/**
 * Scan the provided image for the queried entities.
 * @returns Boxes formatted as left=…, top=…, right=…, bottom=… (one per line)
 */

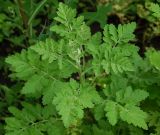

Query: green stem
left=28, top=0, right=48, bottom=26
left=29, top=0, right=33, bottom=38
left=16, top=0, right=28, bottom=29
left=79, top=46, right=85, bottom=84
left=79, top=65, right=83, bottom=84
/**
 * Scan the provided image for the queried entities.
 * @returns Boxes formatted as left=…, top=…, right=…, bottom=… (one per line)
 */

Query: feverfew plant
left=5, top=3, right=160, bottom=135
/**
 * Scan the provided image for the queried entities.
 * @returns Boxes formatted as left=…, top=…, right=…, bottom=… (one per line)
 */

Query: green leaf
left=42, top=80, right=67, bottom=105
left=94, top=104, right=105, bottom=121
left=54, top=2, right=76, bottom=26
left=53, top=81, right=82, bottom=127
left=109, top=24, right=118, bottom=43
left=83, top=4, right=112, bottom=28
left=116, top=86, right=149, bottom=105
left=104, top=100, right=118, bottom=126
left=53, top=81, right=101, bottom=127
left=46, top=121, right=65, bottom=135
left=104, top=85, right=148, bottom=129
left=5, top=117, right=23, bottom=131
left=148, top=111, right=160, bottom=135
left=119, top=105, right=148, bottom=129
left=5, top=104, right=59, bottom=135
left=86, top=32, right=102, bottom=55
left=5, top=49, right=40, bottom=80
left=103, top=22, right=136, bottom=46
left=21, top=75, right=48, bottom=94
left=147, top=3, right=160, bottom=18
left=117, top=22, right=136, bottom=44
left=31, top=39, right=66, bottom=69
left=42, top=105, right=57, bottom=119
left=21, top=102, right=42, bottom=119
left=76, top=23, right=91, bottom=43
left=78, top=84, right=102, bottom=108
left=50, top=25, right=69, bottom=37
left=149, top=50, right=160, bottom=70
left=102, top=45, right=134, bottom=74
left=31, top=39, right=59, bottom=63
left=103, top=25, right=115, bottom=46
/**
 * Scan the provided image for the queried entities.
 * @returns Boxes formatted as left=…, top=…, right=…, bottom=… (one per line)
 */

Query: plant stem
left=16, top=0, right=28, bottom=29
left=28, top=0, right=48, bottom=26
left=79, top=46, right=85, bottom=84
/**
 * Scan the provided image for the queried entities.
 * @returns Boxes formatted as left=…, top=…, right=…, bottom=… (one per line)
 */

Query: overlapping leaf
left=5, top=49, right=40, bottom=80
left=103, top=22, right=136, bottom=46
left=102, top=45, right=134, bottom=74
left=105, top=86, right=149, bottom=129
left=5, top=104, right=64, bottom=135
left=53, top=80, right=101, bottom=127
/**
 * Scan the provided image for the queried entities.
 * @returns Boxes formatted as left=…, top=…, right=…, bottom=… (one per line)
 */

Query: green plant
left=82, top=4, right=112, bottom=28
left=4, top=2, right=160, bottom=135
